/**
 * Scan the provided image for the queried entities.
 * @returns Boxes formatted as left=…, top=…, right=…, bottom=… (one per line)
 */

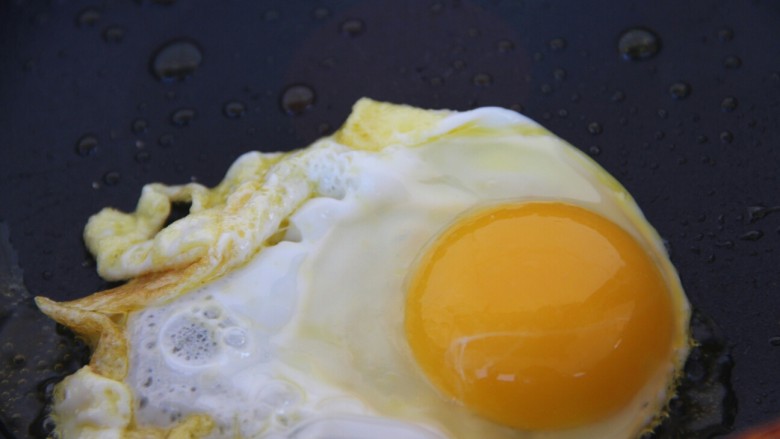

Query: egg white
left=120, top=107, right=688, bottom=439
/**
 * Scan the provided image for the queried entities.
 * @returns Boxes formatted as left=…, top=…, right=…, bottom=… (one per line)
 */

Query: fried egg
left=35, top=99, right=690, bottom=439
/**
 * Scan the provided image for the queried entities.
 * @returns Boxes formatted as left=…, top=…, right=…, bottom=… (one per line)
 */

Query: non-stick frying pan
left=1, top=0, right=779, bottom=437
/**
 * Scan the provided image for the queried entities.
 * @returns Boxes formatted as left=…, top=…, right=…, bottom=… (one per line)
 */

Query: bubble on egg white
left=223, top=327, right=247, bottom=348
left=160, top=315, right=220, bottom=366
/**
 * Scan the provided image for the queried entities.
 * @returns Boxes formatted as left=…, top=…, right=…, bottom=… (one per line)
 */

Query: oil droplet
left=746, top=205, right=780, bottom=223
left=76, top=8, right=100, bottom=28
left=770, top=337, right=780, bottom=347
left=171, top=108, right=197, bottom=126
left=102, top=26, right=125, bottom=43
left=611, top=90, right=626, bottom=102
left=75, top=135, right=98, bottom=156
left=720, top=131, right=733, bottom=143
left=717, top=28, right=734, bottom=42
left=452, top=60, right=466, bottom=71
left=587, top=122, right=603, bottom=135
left=540, top=83, right=552, bottom=94
left=150, top=39, right=203, bottom=82
left=723, top=56, right=741, bottom=69
left=135, top=150, right=151, bottom=163
left=223, top=101, right=247, bottom=119
left=263, top=10, right=279, bottom=22
left=428, top=76, right=444, bottom=86
left=697, top=135, right=709, bottom=144
left=669, top=82, right=691, bottom=100
left=553, top=68, right=566, bottom=81
left=740, top=230, right=763, bottom=241
left=548, top=38, right=566, bottom=52
left=720, top=96, right=738, bottom=112
left=103, top=171, right=120, bottom=186
left=158, top=133, right=175, bottom=147
left=472, top=73, right=493, bottom=87
left=12, top=354, right=26, bottom=367
left=132, top=118, right=148, bottom=134
left=497, top=39, right=515, bottom=53
left=340, top=19, right=365, bottom=37
left=280, top=84, right=315, bottom=115
left=617, top=27, right=661, bottom=61
left=588, top=146, right=601, bottom=156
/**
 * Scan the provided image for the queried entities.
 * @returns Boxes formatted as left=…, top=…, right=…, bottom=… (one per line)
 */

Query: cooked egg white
left=36, top=99, right=690, bottom=439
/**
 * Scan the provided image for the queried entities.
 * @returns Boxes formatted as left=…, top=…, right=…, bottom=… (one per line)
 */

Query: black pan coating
left=1, top=0, right=779, bottom=437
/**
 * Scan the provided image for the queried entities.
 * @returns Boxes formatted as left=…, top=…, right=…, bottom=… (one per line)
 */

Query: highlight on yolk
left=404, top=202, right=677, bottom=430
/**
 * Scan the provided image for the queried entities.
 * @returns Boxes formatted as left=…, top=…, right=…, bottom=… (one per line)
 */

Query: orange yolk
left=405, top=202, right=676, bottom=430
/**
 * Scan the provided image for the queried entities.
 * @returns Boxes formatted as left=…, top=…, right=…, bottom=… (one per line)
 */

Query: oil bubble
left=340, top=19, right=365, bottom=37
left=135, top=150, right=151, bottom=163
left=102, top=26, right=125, bottom=43
left=618, top=27, right=660, bottom=60
left=472, top=73, right=493, bottom=87
left=719, top=131, right=733, bottom=143
left=171, top=108, right=197, bottom=127
left=497, top=39, right=515, bottom=53
left=76, top=8, right=100, bottom=28
left=158, top=133, right=175, bottom=147
left=428, top=76, right=444, bottom=86
left=740, top=230, right=763, bottom=241
left=103, top=171, right=120, bottom=186
left=548, top=38, right=566, bottom=52
left=723, top=56, right=741, bottom=69
left=669, top=82, right=691, bottom=100
left=611, top=90, right=626, bottom=102
left=75, top=135, right=98, bottom=156
left=720, top=96, right=738, bottom=112
left=280, top=84, right=315, bottom=115
left=587, top=122, right=603, bottom=135
left=150, top=39, right=203, bottom=82
left=132, top=118, right=149, bottom=134
left=223, top=101, right=247, bottom=119
left=717, top=28, right=734, bottom=42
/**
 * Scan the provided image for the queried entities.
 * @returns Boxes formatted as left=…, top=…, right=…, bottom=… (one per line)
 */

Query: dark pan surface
left=1, top=0, right=779, bottom=437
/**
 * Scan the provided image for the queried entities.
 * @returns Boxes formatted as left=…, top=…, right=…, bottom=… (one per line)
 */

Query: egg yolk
left=405, top=202, right=676, bottom=430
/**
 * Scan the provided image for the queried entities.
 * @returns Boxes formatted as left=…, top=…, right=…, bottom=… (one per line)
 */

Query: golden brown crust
left=35, top=297, right=128, bottom=380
